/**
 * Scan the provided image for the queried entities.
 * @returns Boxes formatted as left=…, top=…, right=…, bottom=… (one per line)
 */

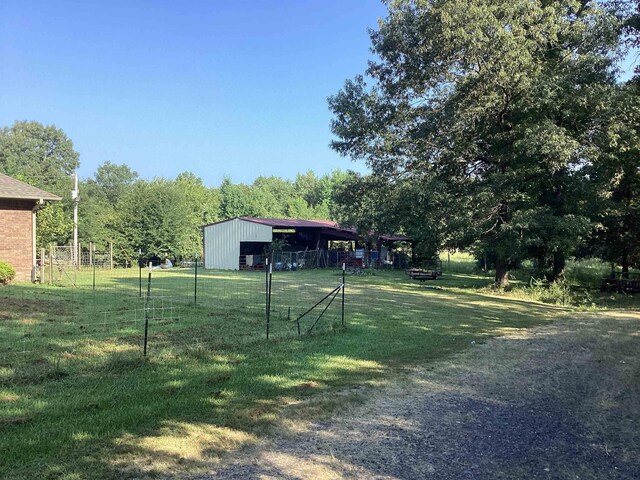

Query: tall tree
left=219, top=177, right=256, bottom=218
left=92, top=161, right=138, bottom=204
left=116, top=179, right=194, bottom=261
left=175, top=172, right=220, bottom=256
left=329, top=0, right=628, bottom=286
left=332, top=171, right=466, bottom=261
left=0, top=121, right=80, bottom=191
left=251, top=176, right=295, bottom=217
left=78, top=162, right=139, bottom=250
left=0, top=121, right=80, bottom=247
left=590, top=80, right=640, bottom=274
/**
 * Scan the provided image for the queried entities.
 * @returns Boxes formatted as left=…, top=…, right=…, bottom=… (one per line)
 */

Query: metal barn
left=202, top=217, right=411, bottom=270
left=202, top=217, right=273, bottom=270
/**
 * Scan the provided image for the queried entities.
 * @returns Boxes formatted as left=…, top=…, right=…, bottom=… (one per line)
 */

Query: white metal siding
left=203, top=218, right=272, bottom=269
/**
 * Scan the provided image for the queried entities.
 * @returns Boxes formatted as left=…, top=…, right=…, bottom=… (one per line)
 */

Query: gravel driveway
left=199, top=312, right=640, bottom=480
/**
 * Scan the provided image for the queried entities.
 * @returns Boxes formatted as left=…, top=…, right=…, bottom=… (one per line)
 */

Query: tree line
left=0, top=120, right=347, bottom=264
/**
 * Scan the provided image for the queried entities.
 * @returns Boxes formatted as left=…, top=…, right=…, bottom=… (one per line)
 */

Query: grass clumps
left=0, top=267, right=638, bottom=479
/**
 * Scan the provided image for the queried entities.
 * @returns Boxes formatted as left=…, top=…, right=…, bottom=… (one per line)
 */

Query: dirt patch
left=297, top=381, right=321, bottom=390
left=202, top=313, right=640, bottom=480
left=0, top=415, right=33, bottom=426
left=0, top=296, right=68, bottom=318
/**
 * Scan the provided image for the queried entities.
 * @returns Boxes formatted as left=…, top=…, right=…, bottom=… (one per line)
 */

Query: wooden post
left=48, top=245, right=53, bottom=284
left=109, top=242, right=113, bottom=270
left=89, top=242, right=93, bottom=267
left=40, top=247, right=45, bottom=283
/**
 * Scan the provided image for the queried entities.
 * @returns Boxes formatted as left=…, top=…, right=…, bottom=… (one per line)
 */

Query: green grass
left=439, top=250, right=478, bottom=274
left=1, top=266, right=638, bottom=479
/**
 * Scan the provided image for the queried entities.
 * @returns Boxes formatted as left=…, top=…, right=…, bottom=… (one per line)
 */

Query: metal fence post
left=138, top=249, right=142, bottom=297
left=143, top=262, right=152, bottom=356
left=266, top=262, right=273, bottom=340
left=265, top=258, right=269, bottom=319
left=342, top=262, right=346, bottom=327
left=194, top=254, right=198, bottom=304
left=92, top=244, right=96, bottom=291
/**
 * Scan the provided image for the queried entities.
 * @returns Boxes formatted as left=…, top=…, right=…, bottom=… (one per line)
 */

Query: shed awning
left=201, top=217, right=412, bottom=244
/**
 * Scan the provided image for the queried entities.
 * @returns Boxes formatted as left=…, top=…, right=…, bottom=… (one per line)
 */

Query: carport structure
left=202, top=217, right=408, bottom=270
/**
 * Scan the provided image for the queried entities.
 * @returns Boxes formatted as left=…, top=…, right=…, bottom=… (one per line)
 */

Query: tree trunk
left=534, top=253, right=546, bottom=278
left=551, top=252, right=565, bottom=282
left=495, top=259, right=510, bottom=288
left=622, top=246, right=629, bottom=279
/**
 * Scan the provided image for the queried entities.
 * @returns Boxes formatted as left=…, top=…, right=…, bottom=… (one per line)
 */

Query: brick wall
left=0, top=199, right=35, bottom=282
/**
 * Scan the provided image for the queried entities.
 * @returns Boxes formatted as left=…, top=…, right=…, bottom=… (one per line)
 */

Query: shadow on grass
left=1, top=269, right=635, bottom=478
left=208, top=314, right=640, bottom=480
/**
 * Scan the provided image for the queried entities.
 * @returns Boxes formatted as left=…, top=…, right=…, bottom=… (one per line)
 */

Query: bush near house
left=0, top=260, right=16, bottom=285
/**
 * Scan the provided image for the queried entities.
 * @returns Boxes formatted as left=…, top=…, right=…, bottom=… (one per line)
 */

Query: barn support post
left=411, top=242, right=417, bottom=267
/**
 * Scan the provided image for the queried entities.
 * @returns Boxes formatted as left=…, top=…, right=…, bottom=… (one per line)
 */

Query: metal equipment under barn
left=202, top=217, right=411, bottom=270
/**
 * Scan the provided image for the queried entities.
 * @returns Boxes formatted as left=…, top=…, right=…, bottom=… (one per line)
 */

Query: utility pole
left=72, top=172, right=79, bottom=267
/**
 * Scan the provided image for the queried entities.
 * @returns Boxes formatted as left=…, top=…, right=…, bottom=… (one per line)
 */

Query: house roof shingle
left=0, top=173, right=62, bottom=201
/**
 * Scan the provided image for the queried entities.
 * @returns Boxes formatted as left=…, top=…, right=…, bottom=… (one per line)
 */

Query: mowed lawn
left=0, top=266, right=613, bottom=479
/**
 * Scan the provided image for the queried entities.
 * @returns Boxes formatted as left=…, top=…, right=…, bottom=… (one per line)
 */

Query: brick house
left=0, top=173, right=61, bottom=282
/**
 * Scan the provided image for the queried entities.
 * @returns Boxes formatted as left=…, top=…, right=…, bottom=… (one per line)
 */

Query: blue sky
left=0, top=1, right=637, bottom=187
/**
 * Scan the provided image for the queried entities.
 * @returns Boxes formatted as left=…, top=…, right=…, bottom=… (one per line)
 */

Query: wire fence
left=0, top=256, right=347, bottom=374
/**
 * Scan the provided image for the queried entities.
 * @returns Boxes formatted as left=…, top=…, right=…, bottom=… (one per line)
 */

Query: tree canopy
left=0, top=121, right=81, bottom=247
left=0, top=120, right=349, bottom=263
left=329, top=0, right=637, bottom=285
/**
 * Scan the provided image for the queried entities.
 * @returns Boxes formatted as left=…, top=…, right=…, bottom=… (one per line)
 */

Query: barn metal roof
left=242, top=217, right=340, bottom=228
left=202, top=217, right=412, bottom=243
left=0, top=173, right=61, bottom=201
left=202, top=217, right=339, bottom=229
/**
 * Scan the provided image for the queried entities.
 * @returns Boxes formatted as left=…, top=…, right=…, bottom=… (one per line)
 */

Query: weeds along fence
left=0, top=259, right=347, bottom=373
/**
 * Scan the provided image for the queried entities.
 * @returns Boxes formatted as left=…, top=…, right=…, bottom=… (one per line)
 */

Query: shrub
left=0, top=260, right=16, bottom=285
left=507, top=277, right=596, bottom=309
left=564, top=258, right=609, bottom=288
